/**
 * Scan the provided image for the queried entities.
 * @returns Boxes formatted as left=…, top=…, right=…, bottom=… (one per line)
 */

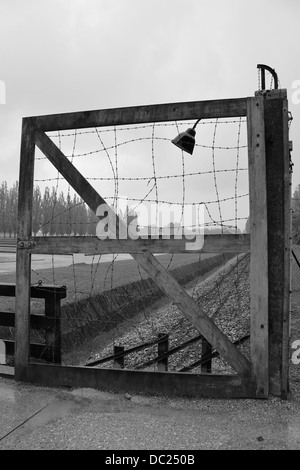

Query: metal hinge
left=17, top=240, right=36, bottom=249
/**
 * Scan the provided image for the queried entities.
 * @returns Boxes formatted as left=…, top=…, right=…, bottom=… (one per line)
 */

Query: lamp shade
left=171, top=127, right=196, bottom=155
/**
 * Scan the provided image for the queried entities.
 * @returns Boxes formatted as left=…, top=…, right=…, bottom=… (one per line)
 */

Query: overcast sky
left=0, top=0, right=299, bottom=231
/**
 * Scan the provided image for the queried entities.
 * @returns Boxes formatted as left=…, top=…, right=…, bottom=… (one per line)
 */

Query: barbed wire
left=69, top=130, right=78, bottom=301
left=32, top=116, right=250, bottom=371
left=235, top=118, right=242, bottom=233
left=107, top=193, right=249, bottom=206
left=36, top=139, right=247, bottom=160
left=212, top=118, right=223, bottom=234
left=34, top=167, right=248, bottom=183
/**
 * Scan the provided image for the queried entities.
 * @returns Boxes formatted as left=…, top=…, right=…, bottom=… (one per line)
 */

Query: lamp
left=171, top=118, right=201, bottom=155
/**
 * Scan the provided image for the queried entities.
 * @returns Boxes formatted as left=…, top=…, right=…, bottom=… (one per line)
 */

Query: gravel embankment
left=87, top=254, right=251, bottom=374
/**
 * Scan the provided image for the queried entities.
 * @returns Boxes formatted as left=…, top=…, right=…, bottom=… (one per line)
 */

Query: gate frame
left=15, top=89, right=291, bottom=398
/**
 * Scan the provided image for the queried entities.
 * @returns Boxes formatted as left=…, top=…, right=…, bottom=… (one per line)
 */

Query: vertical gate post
left=15, top=118, right=35, bottom=381
left=262, top=89, right=291, bottom=398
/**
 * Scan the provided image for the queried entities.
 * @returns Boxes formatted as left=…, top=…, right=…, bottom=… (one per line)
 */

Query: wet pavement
left=0, top=376, right=300, bottom=450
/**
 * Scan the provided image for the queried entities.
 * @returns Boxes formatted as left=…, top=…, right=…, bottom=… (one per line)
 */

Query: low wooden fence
left=0, top=283, right=66, bottom=364
left=86, top=333, right=250, bottom=373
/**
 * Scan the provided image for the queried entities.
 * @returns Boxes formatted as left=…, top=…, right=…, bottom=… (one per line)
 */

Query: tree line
left=0, top=181, right=98, bottom=237
left=0, top=180, right=264, bottom=239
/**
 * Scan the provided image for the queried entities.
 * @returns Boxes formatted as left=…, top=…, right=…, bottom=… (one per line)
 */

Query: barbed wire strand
left=32, top=117, right=250, bottom=373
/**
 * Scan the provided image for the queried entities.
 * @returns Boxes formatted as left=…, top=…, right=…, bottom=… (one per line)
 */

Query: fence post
left=113, top=346, right=124, bottom=368
left=44, top=291, right=62, bottom=363
left=157, top=333, right=169, bottom=371
left=15, top=118, right=35, bottom=381
left=201, top=339, right=212, bottom=373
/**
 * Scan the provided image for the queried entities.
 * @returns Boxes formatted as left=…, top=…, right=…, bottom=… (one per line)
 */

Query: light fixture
left=171, top=118, right=201, bottom=155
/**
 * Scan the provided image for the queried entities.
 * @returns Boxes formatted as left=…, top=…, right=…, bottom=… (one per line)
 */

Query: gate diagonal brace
left=34, top=130, right=251, bottom=378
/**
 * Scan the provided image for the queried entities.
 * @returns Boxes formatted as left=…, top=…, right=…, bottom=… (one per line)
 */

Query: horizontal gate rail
left=0, top=283, right=66, bottom=299
left=20, top=234, right=251, bottom=255
left=25, top=362, right=257, bottom=398
left=31, top=98, right=248, bottom=132
left=0, top=312, right=57, bottom=330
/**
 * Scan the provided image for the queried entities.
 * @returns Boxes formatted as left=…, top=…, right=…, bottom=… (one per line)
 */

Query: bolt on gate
left=15, top=87, right=291, bottom=398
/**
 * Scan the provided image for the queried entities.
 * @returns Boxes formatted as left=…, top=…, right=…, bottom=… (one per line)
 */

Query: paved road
left=0, top=376, right=300, bottom=450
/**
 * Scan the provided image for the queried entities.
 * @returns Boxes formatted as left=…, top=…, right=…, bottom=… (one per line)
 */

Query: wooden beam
left=247, top=96, right=269, bottom=397
left=282, top=99, right=292, bottom=400
left=0, top=312, right=15, bottom=327
left=0, top=283, right=66, bottom=299
left=0, top=312, right=58, bottom=329
left=34, top=131, right=251, bottom=377
left=264, top=91, right=291, bottom=398
left=15, top=118, right=35, bottom=381
left=34, top=131, right=107, bottom=214
left=23, top=234, right=251, bottom=255
left=31, top=98, right=248, bottom=132
left=26, top=363, right=258, bottom=398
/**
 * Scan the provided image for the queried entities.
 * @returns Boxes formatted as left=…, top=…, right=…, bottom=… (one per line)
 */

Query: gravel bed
left=88, top=254, right=251, bottom=375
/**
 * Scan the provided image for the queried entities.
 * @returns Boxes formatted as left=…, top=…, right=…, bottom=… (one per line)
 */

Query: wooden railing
left=85, top=333, right=250, bottom=373
left=0, top=283, right=66, bottom=363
